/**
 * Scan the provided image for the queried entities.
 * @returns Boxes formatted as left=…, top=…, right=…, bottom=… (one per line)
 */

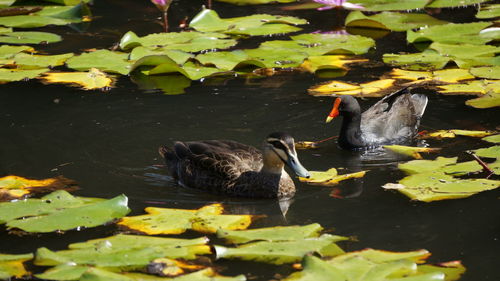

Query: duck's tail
left=158, top=145, right=179, bottom=178
left=410, top=93, right=428, bottom=119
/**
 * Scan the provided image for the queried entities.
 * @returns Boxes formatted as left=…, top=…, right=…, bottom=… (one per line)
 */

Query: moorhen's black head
left=325, top=96, right=361, bottom=123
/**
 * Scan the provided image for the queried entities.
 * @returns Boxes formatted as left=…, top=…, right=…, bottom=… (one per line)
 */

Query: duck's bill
left=287, top=154, right=310, bottom=178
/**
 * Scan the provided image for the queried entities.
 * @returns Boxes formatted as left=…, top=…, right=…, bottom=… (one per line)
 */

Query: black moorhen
left=325, top=87, right=428, bottom=150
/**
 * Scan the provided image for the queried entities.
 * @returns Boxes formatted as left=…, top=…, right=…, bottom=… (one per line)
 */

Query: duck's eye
left=270, top=141, right=288, bottom=152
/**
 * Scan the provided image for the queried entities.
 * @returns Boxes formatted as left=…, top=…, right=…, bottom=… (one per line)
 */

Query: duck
left=325, top=87, right=428, bottom=150
left=158, top=132, right=310, bottom=199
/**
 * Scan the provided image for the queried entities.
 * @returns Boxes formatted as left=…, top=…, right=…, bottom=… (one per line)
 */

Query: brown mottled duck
left=159, top=132, right=310, bottom=199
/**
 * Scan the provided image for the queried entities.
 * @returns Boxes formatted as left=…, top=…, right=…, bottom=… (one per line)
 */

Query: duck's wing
left=361, top=87, right=427, bottom=143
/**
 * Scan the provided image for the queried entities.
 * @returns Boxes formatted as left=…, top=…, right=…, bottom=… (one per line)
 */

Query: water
left=1, top=0, right=499, bottom=280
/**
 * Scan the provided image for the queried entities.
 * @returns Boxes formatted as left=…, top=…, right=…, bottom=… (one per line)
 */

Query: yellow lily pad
left=437, top=80, right=500, bottom=95
left=299, top=169, right=366, bottom=185
left=41, top=68, right=114, bottom=90
left=418, top=129, right=497, bottom=139
left=308, top=79, right=395, bottom=97
left=295, top=141, right=319, bottom=149
left=118, top=203, right=253, bottom=235
left=148, top=258, right=206, bottom=277
left=0, top=175, right=77, bottom=201
left=0, top=253, right=33, bottom=280
left=465, top=92, right=500, bottom=109
left=383, top=145, right=441, bottom=159
left=300, top=55, right=367, bottom=73
left=391, top=68, right=475, bottom=84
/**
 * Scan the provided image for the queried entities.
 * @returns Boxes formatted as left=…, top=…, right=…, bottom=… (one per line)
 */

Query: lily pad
left=398, top=156, right=477, bottom=175
left=345, top=11, right=447, bottom=31
left=215, top=234, right=345, bottom=265
left=0, top=68, right=48, bottom=83
left=384, top=145, right=441, bottom=159
left=407, top=22, right=493, bottom=44
left=471, top=145, right=500, bottom=159
left=190, top=9, right=306, bottom=36
left=41, top=68, right=114, bottom=90
left=243, top=46, right=308, bottom=68
left=427, top=0, right=489, bottom=8
left=476, top=4, right=500, bottom=19
left=300, top=55, right=367, bottom=73
left=195, top=50, right=266, bottom=71
left=0, top=44, right=33, bottom=59
left=299, top=168, right=366, bottom=185
left=66, top=49, right=132, bottom=75
left=308, top=79, right=396, bottom=97
left=4, top=191, right=129, bottom=233
left=13, top=52, right=73, bottom=69
left=438, top=80, right=500, bottom=95
left=215, top=0, right=296, bottom=4
left=216, top=223, right=326, bottom=243
left=465, top=92, right=500, bottom=109
left=283, top=249, right=465, bottom=281
left=383, top=171, right=499, bottom=202
left=118, top=203, right=253, bottom=235
left=482, top=134, right=500, bottom=144
left=129, top=46, right=193, bottom=65
left=0, top=15, right=77, bottom=28
left=355, top=0, right=428, bottom=11
left=0, top=175, right=77, bottom=201
left=383, top=50, right=450, bottom=70
left=418, top=129, right=497, bottom=139
left=470, top=66, right=500, bottom=79
left=0, top=253, right=33, bottom=280
left=119, top=31, right=237, bottom=52
left=291, top=33, right=375, bottom=55
left=390, top=68, right=475, bottom=83
left=0, top=31, right=61, bottom=44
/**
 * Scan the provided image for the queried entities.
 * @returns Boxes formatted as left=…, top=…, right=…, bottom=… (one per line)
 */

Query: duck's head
left=263, top=132, right=310, bottom=178
left=325, top=96, right=360, bottom=123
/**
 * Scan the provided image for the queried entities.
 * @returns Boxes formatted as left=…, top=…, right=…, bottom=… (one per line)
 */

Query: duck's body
left=326, top=87, right=428, bottom=150
left=159, top=132, right=309, bottom=199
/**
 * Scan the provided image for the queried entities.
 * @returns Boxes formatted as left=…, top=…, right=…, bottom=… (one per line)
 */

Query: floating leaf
left=470, top=66, right=500, bottom=79
left=291, top=33, right=375, bottom=55
left=383, top=171, right=499, bottom=202
left=437, top=80, right=500, bottom=95
left=0, top=31, right=61, bottom=44
left=215, top=0, right=295, bottom=4
left=13, top=52, right=73, bottom=69
left=283, top=249, right=465, bottom=281
left=41, top=68, right=114, bottom=90
left=465, top=92, right=500, bottom=109
left=300, top=55, right=367, bottom=73
left=243, top=46, right=308, bottom=68
left=384, top=145, right=441, bottom=159
left=0, top=45, right=33, bottom=59
left=308, top=79, right=396, bottom=97
left=129, top=46, right=193, bottom=65
left=148, top=258, right=205, bottom=277
left=0, top=15, right=77, bottom=28
left=482, top=134, right=500, bottom=144
left=427, top=0, right=489, bottom=8
left=35, top=264, right=90, bottom=281
left=195, top=50, right=265, bottom=71
left=66, top=50, right=132, bottom=75
left=119, top=203, right=253, bottom=235
left=345, top=11, right=447, bottom=31
left=0, top=253, right=33, bottom=280
left=383, top=50, right=450, bottom=70
left=0, top=67, right=48, bottom=83
left=216, top=223, right=326, bottom=244
left=471, top=145, right=500, bottom=159
left=355, top=0, right=428, bottom=11
left=390, top=68, right=475, bottom=83
left=476, top=4, right=500, bottom=19
left=0, top=175, right=77, bottom=202
left=190, top=9, right=306, bottom=36
left=119, top=31, right=237, bottom=52
left=398, top=157, right=460, bottom=174
left=407, top=22, right=493, bottom=44
left=215, top=234, right=345, bottom=265
left=418, top=129, right=497, bottom=139
left=302, top=170, right=367, bottom=185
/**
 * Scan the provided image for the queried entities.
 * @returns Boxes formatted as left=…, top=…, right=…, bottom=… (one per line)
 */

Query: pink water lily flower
left=313, top=0, right=364, bottom=10
left=151, top=0, right=172, bottom=11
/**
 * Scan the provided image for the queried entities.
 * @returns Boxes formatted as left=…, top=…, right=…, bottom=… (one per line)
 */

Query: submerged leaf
left=384, top=145, right=441, bottom=159
left=345, top=11, right=447, bottom=31
left=215, top=234, right=345, bottom=264
left=0, top=175, right=76, bottom=201
left=216, top=223, right=326, bottom=243
left=41, top=68, right=114, bottom=90
left=0, top=253, right=33, bottom=280
left=118, top=203, right=253, bottom=235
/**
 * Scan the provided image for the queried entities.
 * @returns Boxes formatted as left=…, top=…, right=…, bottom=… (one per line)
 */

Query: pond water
left=1, top=0, right=499, bottom=280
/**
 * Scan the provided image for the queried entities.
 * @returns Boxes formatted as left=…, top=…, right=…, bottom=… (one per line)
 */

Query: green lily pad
left=195, top=50, right=266, bottom=71
left=2, top=190, right=129, bottom=233
left=215, top=234, right=345, bottom=265
left=0, top=0, right=16, bottom=8
left=465, top=92, right=500, bottom=109
left=384, top=145, right=441, bottom=159
left=284, top=249, right=465, bottom=281
left=398, top=157, right=482, bottom=176
left=407, top=22, right=493, bottom=44
left=0, top=15, right=76, bottom=28
left=483, top=134, right=500, bottom=144
left=66, top=49, right=132, bottom=75
left=383, top=50, right=450, bottom=70
left=119, top=203, right=253, bottom=235
left=0, top=68, right=48, bottom=83
left=470, top=66, right=500, bottom=79
left=427, top=0, right=489, bottom=8
left=119, top=31, right=237, bottom=52
left=0, top=44, right=33, bottom=59
left=13, top=52, right=73, bottom=69
left=385, top=171, right=499, bottom=202
left=291, top=33, right=375, bottom=55
left=438, top=80, right=500, bottom=95
left=134, top=56, right=226, bottom=80
left=0, top=31, right=61, bottom=44
left=190, top=9, right=306, bottom=36
left=216, top=223, right=326, bottom=243
left=129, top=46, right=193, bottom=65
left=300, top=55, right=365, bottom=73
left=35, top=264, right=90, bottom=281
left=0, top=253, right=33, bottom=280
left=244, top=46, right=308, bottom=68
left=476, top=4, right=500, bottom=19
left=345, top=11, right=447, bottom=31
left=355, top=0, right=428, bottom=11
left=215, top=0, right=296, bottom=4
left=471, top=145, right=500, bottom=159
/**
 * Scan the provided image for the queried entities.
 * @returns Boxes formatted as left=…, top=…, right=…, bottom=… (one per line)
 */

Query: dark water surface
left=1, top=0, right=499, bottom=280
